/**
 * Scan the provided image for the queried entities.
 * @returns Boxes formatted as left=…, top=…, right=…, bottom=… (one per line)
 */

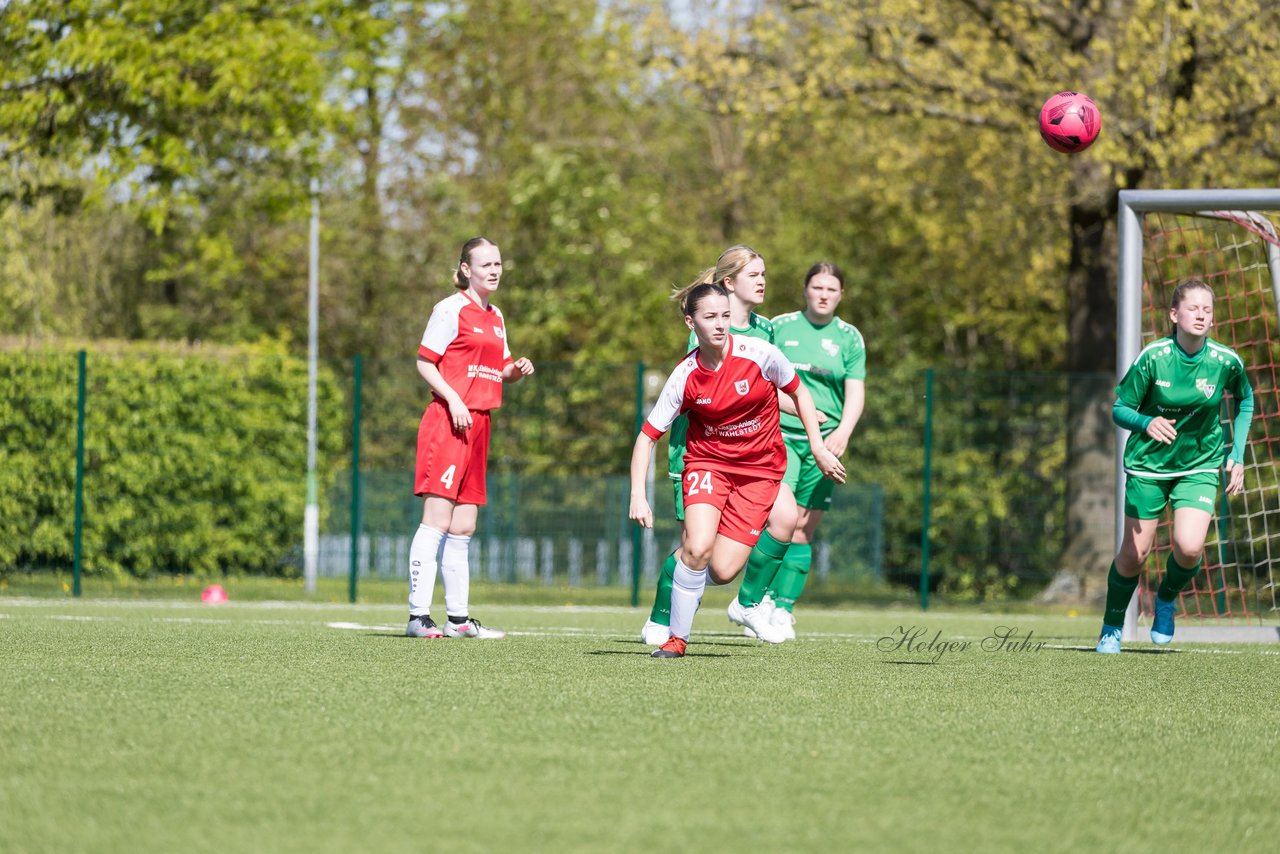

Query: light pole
left=304, top=177, right=320, bottom=594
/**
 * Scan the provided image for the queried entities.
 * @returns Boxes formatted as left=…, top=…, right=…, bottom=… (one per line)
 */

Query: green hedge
left=0, top=341, right=344, bottom=578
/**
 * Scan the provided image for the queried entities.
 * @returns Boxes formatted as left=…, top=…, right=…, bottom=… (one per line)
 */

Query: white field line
left=36, top=613, right=320, bottom=627
left=3, top=596, right=1279, bottom=626
left=0, top=598, right=680, bottom=614
left=5, top=609, right=1279, bottom=654
left=0, top=597, right=311, bottom=610
left=2, top=611, right=881, bottom=643
left=321, top=622, right=1280, bottom=653
left=154, top=617, right=302, bottom=625
left=0, top=598, right=1110, bottom=621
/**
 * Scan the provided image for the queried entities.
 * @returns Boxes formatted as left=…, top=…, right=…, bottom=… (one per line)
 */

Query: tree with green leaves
left=665, top=0, right=1280, bottom=599
left=0, top=0, right=390, bottom=339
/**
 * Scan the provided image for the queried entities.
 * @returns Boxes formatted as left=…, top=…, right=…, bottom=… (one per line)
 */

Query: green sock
left=768, top=542, right=812, bottom=612
left=1102, top=562, right=1140, bottom=627
left=737, top=529, right=790, bottom=607
left=1157, top=551, right=1202, bottom=603
left=647, top=551, right=677, bottom=626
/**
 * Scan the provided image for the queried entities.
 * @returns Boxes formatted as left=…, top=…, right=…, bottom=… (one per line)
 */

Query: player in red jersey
left=406, top=237, right=535, bottom=640
left=629, top=282, right=845, bottom=658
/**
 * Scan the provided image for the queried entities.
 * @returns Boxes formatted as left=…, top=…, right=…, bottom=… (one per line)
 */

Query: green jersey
left=1116, top=336, right=1251, bottom=477
left=667, top=313, right=775, bottom=477
left=772, top=311, right=866, bottom=440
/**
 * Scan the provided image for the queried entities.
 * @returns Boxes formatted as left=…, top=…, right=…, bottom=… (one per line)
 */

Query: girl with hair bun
left=405, top=237, right=535, bottom=641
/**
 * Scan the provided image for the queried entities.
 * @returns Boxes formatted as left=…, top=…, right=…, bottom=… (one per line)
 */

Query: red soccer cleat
left=650, top=636, right=687, bottom=658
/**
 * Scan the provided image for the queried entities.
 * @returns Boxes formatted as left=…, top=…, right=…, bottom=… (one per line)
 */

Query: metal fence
left=5, top=346, right=1130, bottom=604
left=320, top=472, right=885, bottom=591
left=318, top=357, right=1109, bottom=603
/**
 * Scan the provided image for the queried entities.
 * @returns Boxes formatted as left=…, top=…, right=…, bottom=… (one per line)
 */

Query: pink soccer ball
left=201, top=584, right=228, bottom=605
left=1038, top=91, right=1101, bottom=153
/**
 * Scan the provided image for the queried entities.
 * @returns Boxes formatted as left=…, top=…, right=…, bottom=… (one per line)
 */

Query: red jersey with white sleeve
left=641, top=335, right=800, bottom=478
left=417, top=290, right=514, bottom=412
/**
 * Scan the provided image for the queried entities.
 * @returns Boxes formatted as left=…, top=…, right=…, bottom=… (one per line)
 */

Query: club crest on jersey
left=735, top=379, right=750, bottom=396
left=1196, top=378, right=1216, bottom=398
left=493, top=326, right=505, bottom=338
left=821, top=338, right=839, bottom=357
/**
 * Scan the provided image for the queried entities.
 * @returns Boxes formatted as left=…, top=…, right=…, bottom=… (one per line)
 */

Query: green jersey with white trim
left=667, top=313, right=775, bottom=477
left=772, top=311, right=866, bottom=440
left=1116, top=336, right=1251, bottom=476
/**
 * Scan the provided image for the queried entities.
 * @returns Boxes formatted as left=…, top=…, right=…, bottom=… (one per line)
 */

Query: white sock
left=441, top=533, right=472, bottom=619
left=407, top=525, right=445, bottom=615
left=670, top=557, right=707, bottom=641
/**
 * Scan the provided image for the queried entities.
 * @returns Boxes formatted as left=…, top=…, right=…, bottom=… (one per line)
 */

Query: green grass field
left=3, top=592, right=1277, bottom=853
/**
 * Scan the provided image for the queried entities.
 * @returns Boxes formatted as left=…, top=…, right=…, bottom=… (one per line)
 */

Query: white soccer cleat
left=406, top=614, right=445, bottom=639
left=641, top=619, right=671, bottom=646
left=444, top=618, right=506, bottom=639
left=740, top=594, right=777, bottom=638
left=727, top=597, right=786, bottom=644
left=770, top=605, right=797, bottom=641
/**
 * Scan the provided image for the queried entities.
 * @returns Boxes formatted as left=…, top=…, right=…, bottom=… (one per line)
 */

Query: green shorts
left=670, top=474, right=685, bottom=522
left=782, top=435, right=837, bottom=511
left=1123, top=471, right=1220, bottom=519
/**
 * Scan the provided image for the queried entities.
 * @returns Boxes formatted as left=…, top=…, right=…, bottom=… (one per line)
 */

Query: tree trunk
left=1039, top=168, right=1119, bottom=604
left=1045, top=373, right=1116, bottom=603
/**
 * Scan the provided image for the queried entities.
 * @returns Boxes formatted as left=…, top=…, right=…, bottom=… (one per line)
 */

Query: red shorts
left=415, top=400, right=491, bottom=504
left=681, top=468, right=781, bottom=547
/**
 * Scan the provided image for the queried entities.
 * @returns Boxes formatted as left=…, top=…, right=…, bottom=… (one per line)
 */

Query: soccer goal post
left=1117, top=189, right=1280, bottom=643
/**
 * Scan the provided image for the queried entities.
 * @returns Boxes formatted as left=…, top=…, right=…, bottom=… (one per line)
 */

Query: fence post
left=630, top=361, right=644, bottom=606
left=919, top=368, right=935, bottom=611
left=73, top=349, right=87, bottom=598
left=348, top=354, right=363, bottom=604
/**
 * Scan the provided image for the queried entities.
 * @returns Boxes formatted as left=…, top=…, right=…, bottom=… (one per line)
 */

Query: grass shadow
left=587, top=649, right=733, bottom=658
left=1055, top=644, right=1179, bottom=655
left=610, top=638, right=759, bottom=650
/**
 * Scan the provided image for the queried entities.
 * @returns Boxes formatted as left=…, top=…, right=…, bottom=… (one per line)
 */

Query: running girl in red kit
left=629, top=281, right=844, bottom=658
left=406, top=237, right=535, bottom=640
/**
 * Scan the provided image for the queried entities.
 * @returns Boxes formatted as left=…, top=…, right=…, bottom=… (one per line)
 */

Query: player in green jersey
left=640, top=245, right=812, bottom=646
left=1096, top=279, right=1254, bottom=653
left=734, top=261, right=865, bottom=640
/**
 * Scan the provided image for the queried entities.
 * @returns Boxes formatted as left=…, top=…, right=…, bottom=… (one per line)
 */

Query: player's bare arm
left=629, top=433, right=657, bottom=528
left=824, top=377, right=865, bottom=458
left=503, top=357, right=535, bottom=383
left=1145, top=416, right=1177, bottom=445
left=417, top=358, right=472, bottom=431
left=1225, top=459, right=1246, bottom=495
left=788, top=384, right=845, bottom=484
